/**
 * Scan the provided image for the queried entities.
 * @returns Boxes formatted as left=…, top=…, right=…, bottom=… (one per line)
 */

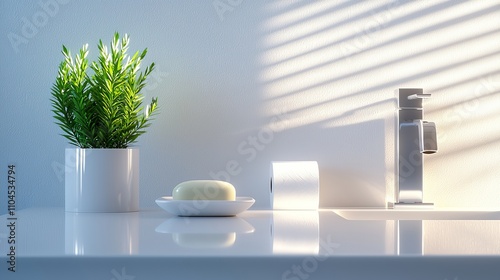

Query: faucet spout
left=415, top=120, right=438, bottom=154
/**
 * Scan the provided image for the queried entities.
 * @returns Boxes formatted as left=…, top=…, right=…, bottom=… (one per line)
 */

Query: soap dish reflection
left=156, top=216, right=255, bottom=248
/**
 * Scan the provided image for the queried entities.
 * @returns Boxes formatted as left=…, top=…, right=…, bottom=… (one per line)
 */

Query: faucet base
left=388, top=202, right=434, bottom=209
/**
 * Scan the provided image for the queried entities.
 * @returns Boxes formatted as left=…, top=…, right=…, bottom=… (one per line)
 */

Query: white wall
left=1, top=0, right=499, bottom=214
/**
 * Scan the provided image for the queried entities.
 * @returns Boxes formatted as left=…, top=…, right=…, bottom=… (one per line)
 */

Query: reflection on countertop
left=156, top=216, right=254, bottom=248
left=1, top=208, right=500, bottom=257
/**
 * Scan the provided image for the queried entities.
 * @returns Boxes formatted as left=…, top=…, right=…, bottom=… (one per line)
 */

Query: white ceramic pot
left=65, top=148, right=139, bottom=212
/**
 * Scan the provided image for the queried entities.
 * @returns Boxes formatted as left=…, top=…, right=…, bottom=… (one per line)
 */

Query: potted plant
left=51, top=33, right=158, bottom=212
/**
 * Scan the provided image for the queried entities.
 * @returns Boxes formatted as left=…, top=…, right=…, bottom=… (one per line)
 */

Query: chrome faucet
left=390, top=88, right=437, bottom=208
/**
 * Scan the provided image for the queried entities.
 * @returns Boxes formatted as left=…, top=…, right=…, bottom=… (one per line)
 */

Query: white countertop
left=1, top=208, right=500, bottom=279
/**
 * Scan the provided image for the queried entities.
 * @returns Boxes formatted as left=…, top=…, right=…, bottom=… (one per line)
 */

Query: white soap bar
left=172, top=180, right=236, bottom=201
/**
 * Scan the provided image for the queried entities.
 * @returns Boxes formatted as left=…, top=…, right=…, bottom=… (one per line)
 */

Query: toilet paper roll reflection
left=272, top=211, right=319, bottom=254
left=270, top=161, right=319, bottom=209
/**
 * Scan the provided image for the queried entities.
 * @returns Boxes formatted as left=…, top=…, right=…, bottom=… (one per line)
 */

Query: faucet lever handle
left=408, top=94, right=431, bottom=100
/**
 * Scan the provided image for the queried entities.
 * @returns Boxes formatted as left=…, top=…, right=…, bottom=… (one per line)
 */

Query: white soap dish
left=155, top=196, right=255, bottom=217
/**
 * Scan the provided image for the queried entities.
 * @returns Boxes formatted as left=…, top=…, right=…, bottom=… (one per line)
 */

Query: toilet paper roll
left=272, top=211, right=319, bottom=254
left=270, top=161, right=319, bottom=210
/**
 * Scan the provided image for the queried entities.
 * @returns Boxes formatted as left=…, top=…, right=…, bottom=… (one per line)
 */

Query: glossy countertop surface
left=1, top=208, right=500, bottom=280
left=1, top=208, right=500, bottom=257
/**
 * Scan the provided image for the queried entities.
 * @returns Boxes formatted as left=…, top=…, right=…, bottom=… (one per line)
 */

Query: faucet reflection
left=397, top=220, right=423, bottom=255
